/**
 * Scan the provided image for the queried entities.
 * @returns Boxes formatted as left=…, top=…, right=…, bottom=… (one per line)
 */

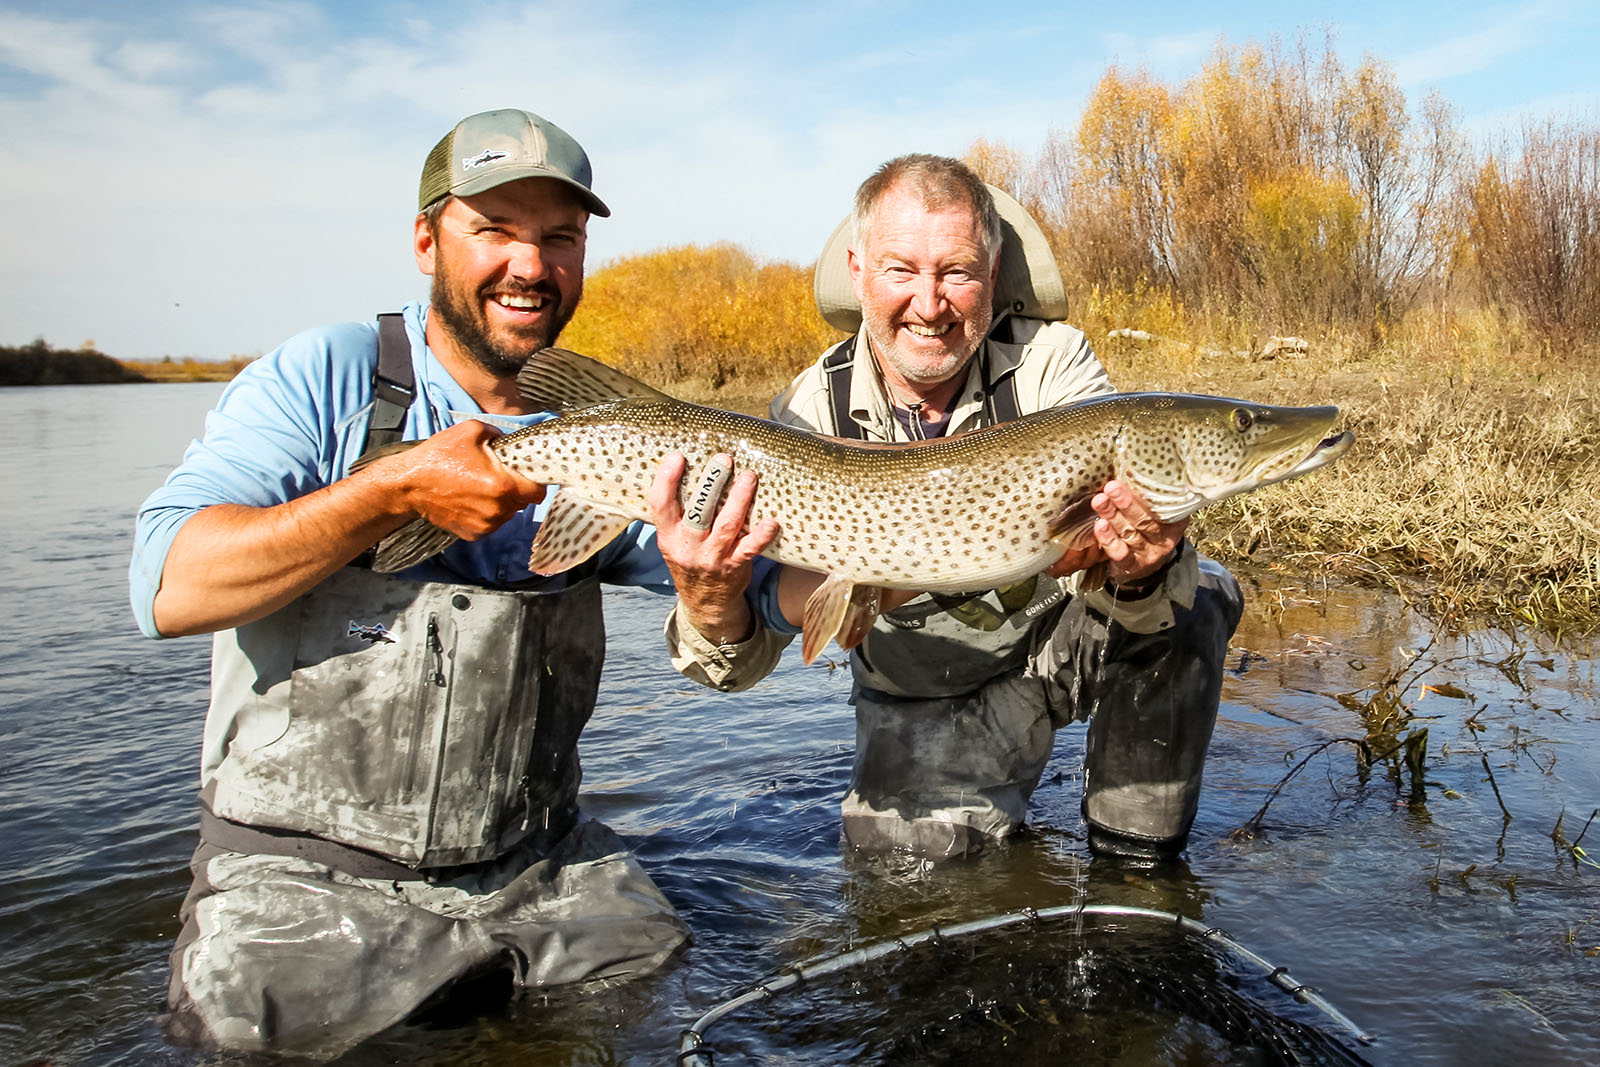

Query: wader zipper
left=426, top=616, right=446, bottom=687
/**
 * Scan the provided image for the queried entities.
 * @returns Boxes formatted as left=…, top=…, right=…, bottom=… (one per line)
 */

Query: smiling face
left=415, top=177, right=588, bottom=380
left=848, top=181, right=998, bottom=396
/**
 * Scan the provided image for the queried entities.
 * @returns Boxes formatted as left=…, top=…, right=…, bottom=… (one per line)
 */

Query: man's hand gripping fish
left=364, top=347, right=1353, bottom=663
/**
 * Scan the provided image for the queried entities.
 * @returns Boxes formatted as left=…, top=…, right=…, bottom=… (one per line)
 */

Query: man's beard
left=431, top=266, right=578, bottom=379
left=863, top=302, right=990, bottom=387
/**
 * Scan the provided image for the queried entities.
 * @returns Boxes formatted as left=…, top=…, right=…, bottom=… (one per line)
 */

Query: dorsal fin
left=517, top=347, right=671, bottom=413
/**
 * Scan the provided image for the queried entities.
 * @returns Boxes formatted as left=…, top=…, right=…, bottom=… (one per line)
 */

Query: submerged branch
left=1229, top=737, right=1373, bottom=841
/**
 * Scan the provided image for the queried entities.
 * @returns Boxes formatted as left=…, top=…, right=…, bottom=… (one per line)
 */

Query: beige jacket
left=664, top=316, right=1200, bottom=691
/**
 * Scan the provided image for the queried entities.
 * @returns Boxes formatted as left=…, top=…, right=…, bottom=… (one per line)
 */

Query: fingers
left=656, top=453, right=779, bottom=638
left=647, top=452, right=690, bottom=524
left=681, top=455, right=733, bottom=531
left=1046, top=543, right=1103, bottom=578
left=704, top=467, right=779, bottom=563
left=650, top=453, right=777, bottom=560
left=389, top=421, right=545, bottom=537
left=710, top=463, right=770, bottom=553
left=1092, top=480, right=1187, bottom=579
left=1094, top=480, right=1160, bottom=546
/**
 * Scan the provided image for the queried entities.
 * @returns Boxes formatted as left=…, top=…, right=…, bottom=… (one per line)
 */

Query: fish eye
left=1231, top=408, right=1254, bottom=433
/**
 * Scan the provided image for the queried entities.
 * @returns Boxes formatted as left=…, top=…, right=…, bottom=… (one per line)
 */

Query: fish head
left=1117, top=395, right=1353, bottom=521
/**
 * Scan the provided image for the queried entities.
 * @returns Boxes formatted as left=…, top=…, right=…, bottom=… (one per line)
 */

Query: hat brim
left=812, top=184, right=1067, bottom=333
left=451, top=165, right=611, bottom=218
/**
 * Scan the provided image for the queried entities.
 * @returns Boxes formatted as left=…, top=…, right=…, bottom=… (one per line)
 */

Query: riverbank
left=0, top=342, right=249, bottom=384
left=0, top=341, right=147, bottom=385
left=118, top=356, right=254, bottom=382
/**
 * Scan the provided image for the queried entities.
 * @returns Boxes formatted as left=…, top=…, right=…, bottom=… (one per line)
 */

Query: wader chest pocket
left=254, top=570, right=547, bottom=865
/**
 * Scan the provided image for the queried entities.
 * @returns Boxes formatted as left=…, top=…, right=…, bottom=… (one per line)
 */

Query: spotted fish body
left=371, top=348, right=1353, bottom=662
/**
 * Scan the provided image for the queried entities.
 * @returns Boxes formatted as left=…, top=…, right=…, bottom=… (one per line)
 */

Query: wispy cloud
left=1392, top=2, right=1556, bottom=86
left=1100, top=29, right=1221, bottom=71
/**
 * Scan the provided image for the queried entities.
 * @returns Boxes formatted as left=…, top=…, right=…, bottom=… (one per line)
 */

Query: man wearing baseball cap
left=130, top=108, right=783, bottom=1056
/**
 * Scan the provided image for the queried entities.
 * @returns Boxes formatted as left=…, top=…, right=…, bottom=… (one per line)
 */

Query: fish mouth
left=1235, top=428, right=1354, bottom=493
left=1285, top=430, right=1355, bottom=478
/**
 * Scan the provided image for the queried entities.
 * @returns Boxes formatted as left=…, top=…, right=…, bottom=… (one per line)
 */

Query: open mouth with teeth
left=493, top=292, right=549, bottom=313
left=904, top=322, right=952, bottom=338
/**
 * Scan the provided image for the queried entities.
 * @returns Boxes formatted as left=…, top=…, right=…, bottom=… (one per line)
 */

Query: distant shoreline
left=0, top=342, right=248, bottom=385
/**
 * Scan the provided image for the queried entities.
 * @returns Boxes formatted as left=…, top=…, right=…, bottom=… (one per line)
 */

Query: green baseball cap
left=417, top=108, right=610, bottom=217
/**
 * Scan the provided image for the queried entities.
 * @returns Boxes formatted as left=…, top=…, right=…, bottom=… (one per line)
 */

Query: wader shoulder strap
left=821, top=335, right=861, bottom=439
left=821, top=323, right=1021, bottom=436
left=365, top=312, right=416, bottom=452
left=980, top=316, right=1021, bottom=425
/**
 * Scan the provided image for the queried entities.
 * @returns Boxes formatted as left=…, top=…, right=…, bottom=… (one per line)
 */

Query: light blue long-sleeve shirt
left=129, top=302, right=676, bottom=639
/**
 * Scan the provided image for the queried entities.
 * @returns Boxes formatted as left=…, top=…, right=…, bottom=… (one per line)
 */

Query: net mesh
left=691, top=917, right=1371, bottom=1066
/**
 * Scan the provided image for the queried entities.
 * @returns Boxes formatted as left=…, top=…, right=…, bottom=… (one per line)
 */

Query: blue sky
left=2, top=0, right=1595, bottom=360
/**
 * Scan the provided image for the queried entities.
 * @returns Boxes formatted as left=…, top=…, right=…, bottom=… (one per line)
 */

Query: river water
left=1, top=383, right=1596, bottom=1066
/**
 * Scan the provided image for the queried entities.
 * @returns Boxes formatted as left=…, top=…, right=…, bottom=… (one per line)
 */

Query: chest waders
left=164, top=313, right=689, bottom=1058
left=199, top=313, right=601, bottom=871
left=820, top=325, right=1242, bottom=860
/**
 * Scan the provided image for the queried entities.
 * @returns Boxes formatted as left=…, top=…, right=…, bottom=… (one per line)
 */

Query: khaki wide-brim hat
left=812, top=184, right=1068, bottom=333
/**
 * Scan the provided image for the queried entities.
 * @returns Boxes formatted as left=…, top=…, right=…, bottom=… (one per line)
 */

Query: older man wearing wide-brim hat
left=668, top=154, right=1244, bottom=860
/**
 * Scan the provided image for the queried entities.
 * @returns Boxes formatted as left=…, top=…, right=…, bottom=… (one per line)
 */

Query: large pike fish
left=369, top=347, right=1353, bottom=663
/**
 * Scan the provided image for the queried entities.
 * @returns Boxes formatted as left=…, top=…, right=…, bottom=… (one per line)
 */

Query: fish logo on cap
left=462, top=149, right=509, bottom=169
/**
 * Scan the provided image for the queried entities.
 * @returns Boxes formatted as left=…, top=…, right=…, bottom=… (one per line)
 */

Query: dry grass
left=121, top=356, right=254, bottom=382
left=1099, top=310, right=1600, bottom=638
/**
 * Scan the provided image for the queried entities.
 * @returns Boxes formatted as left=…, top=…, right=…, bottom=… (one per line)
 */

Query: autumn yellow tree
left=1463, top=120, right=1600, bottom=344
left=561, top=244, right=836, bottom=393
left=966, top=35, right=1464, bottom=343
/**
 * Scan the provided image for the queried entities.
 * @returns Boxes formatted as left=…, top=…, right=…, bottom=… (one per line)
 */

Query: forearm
left=674, top=575, right=756, bottom=645
left=150, top=420, right=543, bottom=636
left=151, top=476, right=410, bottom=637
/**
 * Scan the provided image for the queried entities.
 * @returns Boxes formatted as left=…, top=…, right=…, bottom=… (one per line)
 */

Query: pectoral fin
left=1078, top=560, right=1110, bottom=592
left=1048, top=496, right=1109, bottom=591
left=1046, top=495, right=1099, bottom=550
left=800, top=574, right=883, bottom=665
left=372, top=518, right=459, bottom=573
left=527, top=491, right=635, bottom=575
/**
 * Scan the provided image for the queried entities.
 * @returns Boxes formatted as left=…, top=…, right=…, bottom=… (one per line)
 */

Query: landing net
left=678, top=904, right=1374, bottom=1066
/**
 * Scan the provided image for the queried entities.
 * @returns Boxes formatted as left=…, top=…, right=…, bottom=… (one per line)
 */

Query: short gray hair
left=850, top=154, right=1003, bottom=263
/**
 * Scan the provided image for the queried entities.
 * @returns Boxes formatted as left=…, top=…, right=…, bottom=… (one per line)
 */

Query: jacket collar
left=844, top=314, right=1023, bottom=438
